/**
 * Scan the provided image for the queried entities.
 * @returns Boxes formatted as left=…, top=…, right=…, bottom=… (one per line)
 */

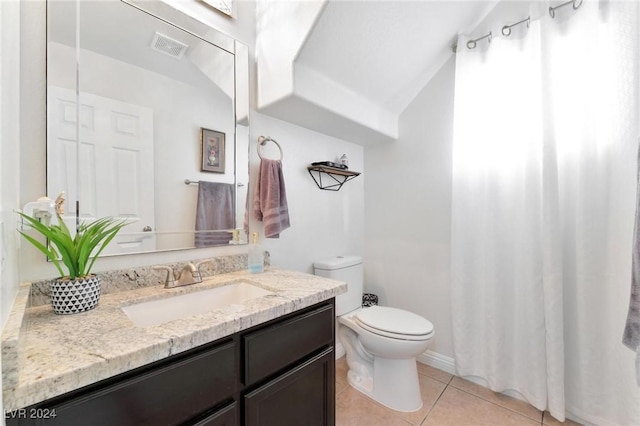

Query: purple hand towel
left=623, top=144, right=640, bottom=385
left=252, top=159, right=290, bottom=238
left=194, top=181, right=234, bottom=247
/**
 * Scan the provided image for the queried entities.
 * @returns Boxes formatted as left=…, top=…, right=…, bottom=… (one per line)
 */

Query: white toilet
left=313, top=255, right=434, bottom=413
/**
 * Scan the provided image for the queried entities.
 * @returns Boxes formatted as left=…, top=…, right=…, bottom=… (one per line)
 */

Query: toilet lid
left=355, top=306, right=434, bottom=337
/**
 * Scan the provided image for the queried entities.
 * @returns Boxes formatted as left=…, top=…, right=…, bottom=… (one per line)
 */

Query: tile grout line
left=337, top=369, right=449, bottom=426
left=417, top=375, right=451, bottom=426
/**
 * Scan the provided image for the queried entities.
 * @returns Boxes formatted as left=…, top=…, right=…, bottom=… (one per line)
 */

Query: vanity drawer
left=35, top=340, right=237, bottom=426
left=243, top=302, right=334, bottom=386
left=190, top=401, right=238, bottom=426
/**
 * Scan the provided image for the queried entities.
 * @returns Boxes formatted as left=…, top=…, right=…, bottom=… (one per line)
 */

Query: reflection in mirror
left=46, top=0, right=249, bottom=256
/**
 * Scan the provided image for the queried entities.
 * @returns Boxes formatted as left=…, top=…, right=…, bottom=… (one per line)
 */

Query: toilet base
left=335, top=318, right=346, bottom=359
left=346, top=356, right=423, bottom=413
left=335, top=341, right=346, bottom=359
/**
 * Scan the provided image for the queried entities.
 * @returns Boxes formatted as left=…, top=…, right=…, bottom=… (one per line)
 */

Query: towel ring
left=257, top=136, right=283, bottom=160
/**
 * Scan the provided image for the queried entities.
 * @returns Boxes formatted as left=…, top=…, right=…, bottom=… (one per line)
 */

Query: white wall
left=254, top=0, right=326, bottom=109
left=249, top=111, right=365, bottom=273
left=0, top=0, right=22, bottom=329
left=1, top=1, right=23, bottom=422
left=364, top=56, right=455, bottom=358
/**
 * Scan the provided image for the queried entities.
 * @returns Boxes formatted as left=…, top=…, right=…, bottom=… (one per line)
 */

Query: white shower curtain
left=451, top=1, right=640, bottom=424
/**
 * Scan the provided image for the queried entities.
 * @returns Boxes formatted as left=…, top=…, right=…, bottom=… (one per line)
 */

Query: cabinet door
left=30, top=340, right=237, bottom=426
left=190, top=401, right=237, bottom=426
left=244, top=348, right=335, bottom=426
left=243, top=302, right=334, bottom=386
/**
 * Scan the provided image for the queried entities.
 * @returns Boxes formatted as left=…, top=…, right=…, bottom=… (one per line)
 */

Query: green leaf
left=86, top=219, right=128, bottom=273
left=17, top=212, right=129, bottom=279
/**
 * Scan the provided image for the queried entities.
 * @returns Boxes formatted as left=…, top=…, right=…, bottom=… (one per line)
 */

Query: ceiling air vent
left=150, top=32, right=188, bottom=59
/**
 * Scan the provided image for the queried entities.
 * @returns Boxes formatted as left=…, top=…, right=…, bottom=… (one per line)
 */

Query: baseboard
left=416, top=349, right=456, bottom=375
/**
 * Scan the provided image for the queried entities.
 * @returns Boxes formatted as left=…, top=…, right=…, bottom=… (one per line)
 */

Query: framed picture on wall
left=201, top=128, right=226, bottom=173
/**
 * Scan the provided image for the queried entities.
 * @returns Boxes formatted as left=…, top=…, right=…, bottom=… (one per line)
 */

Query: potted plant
left=18, top=213, right=128, bottom=314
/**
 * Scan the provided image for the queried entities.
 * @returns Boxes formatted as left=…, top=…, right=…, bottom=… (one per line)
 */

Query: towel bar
left=184, top=179, right=244, bottom=187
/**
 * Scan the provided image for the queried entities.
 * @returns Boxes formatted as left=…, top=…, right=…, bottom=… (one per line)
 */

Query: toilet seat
left=354, top=306, right=434, bottom=341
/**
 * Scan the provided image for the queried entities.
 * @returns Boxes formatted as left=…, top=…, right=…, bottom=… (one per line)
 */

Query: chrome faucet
left=153, top=263, right=203, bottom=289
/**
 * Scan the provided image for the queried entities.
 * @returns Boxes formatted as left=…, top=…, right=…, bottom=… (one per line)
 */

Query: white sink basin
left=122, top=281, right=274, bottom=327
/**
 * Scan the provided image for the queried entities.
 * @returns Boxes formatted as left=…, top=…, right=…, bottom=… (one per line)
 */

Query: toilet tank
left=313, top=255, right=363, bottom=316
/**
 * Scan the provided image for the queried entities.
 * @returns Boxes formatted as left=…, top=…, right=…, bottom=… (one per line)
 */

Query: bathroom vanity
left=2, top=267, right=345, bottom=426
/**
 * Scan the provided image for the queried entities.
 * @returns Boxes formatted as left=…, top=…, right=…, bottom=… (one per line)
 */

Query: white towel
left=252, top=159, right=290, bottom=238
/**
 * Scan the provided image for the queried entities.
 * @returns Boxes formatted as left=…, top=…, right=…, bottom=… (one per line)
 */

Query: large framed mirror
left=46, top=0, right=249, bottom=256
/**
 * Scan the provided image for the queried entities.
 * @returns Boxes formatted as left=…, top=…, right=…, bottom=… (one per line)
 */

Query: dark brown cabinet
left=191, top=402, right=238, bottom=426
left=7, top=299, right=335, bottom=426
left=243, top=302, right=334, bottom=386
left=244, top=348, right=334, bottom=426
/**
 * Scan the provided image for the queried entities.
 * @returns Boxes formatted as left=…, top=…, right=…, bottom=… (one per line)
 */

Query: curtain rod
left=549, top=0, right=583, bottom=18
left=501, top=16, right=530, bottom=37
left=451, top=0, right=583, bottom=53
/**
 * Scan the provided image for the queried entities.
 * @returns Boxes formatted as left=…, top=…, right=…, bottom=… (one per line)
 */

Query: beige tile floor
left=335, top=358, right=582, bottom=426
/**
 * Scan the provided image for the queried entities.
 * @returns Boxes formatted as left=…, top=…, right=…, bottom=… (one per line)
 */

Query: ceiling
left=295, top=0, right=498, bottom=116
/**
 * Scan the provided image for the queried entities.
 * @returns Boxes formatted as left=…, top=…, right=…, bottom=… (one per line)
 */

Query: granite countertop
left=2, top=268, right=346, bottom=411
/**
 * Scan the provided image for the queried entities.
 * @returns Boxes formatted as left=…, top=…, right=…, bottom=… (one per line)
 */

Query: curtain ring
left=549, top=0, right=582, bottom=18
left=466, top=32, right=492, bottom=50
left=502, top=16, right=530, bottom=37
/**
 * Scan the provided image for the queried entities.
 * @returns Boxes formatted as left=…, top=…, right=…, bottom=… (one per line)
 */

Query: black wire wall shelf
left=307, top=165, right=361, bottom=191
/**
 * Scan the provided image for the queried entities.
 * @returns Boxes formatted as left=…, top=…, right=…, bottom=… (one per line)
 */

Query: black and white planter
left=50, top=275, right=102, bottom=315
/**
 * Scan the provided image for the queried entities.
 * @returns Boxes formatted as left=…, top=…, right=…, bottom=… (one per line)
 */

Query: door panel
left=47, top=86, right=156, bottom=253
